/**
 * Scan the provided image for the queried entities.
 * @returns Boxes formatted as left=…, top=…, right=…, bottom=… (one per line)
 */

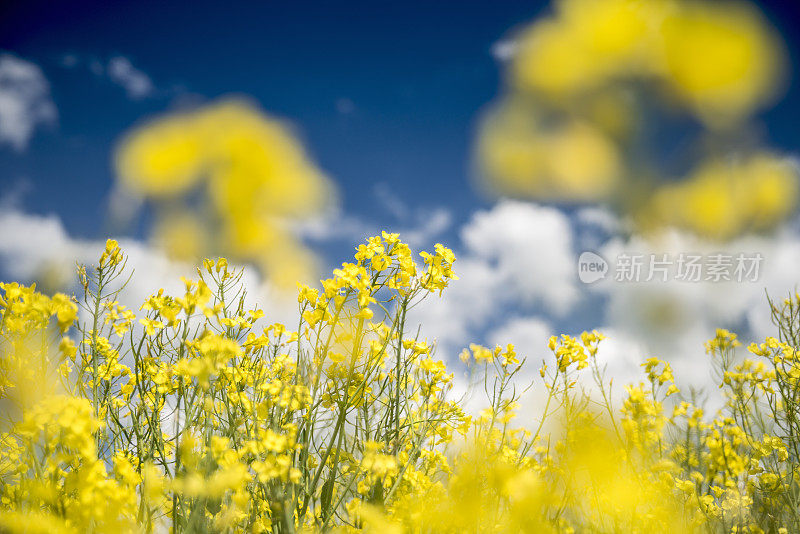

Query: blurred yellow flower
left=115, top=98, right=334, bottom=285
left=153, top=211, right=205, bottom=261
left=661, top=1, right=785, bottom=126
left=512, top=0, right=668, bottom=97
left=478, top=100, right=620, bottom=202
left=116, top=113, right=205, bottom=197
left=480, top=0, right=791, bottom=239
left=647, top=153, right=798, bottom=239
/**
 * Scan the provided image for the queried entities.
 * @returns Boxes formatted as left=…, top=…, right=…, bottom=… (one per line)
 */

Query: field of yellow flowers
left=2, top=0, right=799, bottom=532
left=2, top=234, right=800, bottom=533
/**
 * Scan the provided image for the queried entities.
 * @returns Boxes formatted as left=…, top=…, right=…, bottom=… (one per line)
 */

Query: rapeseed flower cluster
left=2, top=236, right=800, bottom=532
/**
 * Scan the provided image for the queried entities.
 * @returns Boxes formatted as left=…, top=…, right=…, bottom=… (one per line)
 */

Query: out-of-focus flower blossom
left=646, top=153, right=798, bottom=239
left=661, top=2, right=785, bottom=127
left=479, top=0, right=791, bottom=240
left=511, top=0, right=669, bottom=97
left=115, top=98, right=335, bottom=286
left=116, top=112, right=206, bottom=197
left=477, top=99, right=621, bottom=202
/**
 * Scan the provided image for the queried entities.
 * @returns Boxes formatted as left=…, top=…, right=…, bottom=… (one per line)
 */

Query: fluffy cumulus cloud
left=410, top=200, right=577, bottom=358
left=461, top=201, right=578, bottom=314
left=0, top=209, right=95, bottom=282
left=587, top=223, right=800, bottom=391
left=0, top=54, right=57, bottom=151
left=402, top=199, right=800, bottom=401
left=488, top=315, right=553, bottom=382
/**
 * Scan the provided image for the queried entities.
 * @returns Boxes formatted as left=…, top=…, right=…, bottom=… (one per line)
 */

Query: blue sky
left=2, top=0, right=800, bottom=392
left=2, top=0, right=798, bottom=241
left=0, top=0, right=553, bottom=241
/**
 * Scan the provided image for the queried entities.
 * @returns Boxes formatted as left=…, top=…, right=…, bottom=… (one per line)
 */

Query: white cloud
left=0, top=54, right=57, bottom=151
left=411, top=257, right=501, bottom=351
left=588, top=223, right=800, bottom=393
left=106, top=56, right=154, bottom=100
left=409, top=200, right=578, bottom=359
left=461, top=200, right=578, bottom=314
left=742, top=227, right=800, bottom=341
left=0, top=209, right=94, bottom=281
left=488, top=315, right=553, bottom=364
left=404, top=201, right=800, bottom=403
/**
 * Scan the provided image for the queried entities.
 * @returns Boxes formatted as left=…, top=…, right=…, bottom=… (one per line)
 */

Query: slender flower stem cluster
left=1, top=235, right=800, bottom=533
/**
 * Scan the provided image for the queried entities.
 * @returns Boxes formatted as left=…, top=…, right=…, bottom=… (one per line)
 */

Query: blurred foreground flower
left=478, top=0, right=794, bottom=239
left=115, top=98, right=335, bottom=286
left=0, top=282, right=76, bottom=418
